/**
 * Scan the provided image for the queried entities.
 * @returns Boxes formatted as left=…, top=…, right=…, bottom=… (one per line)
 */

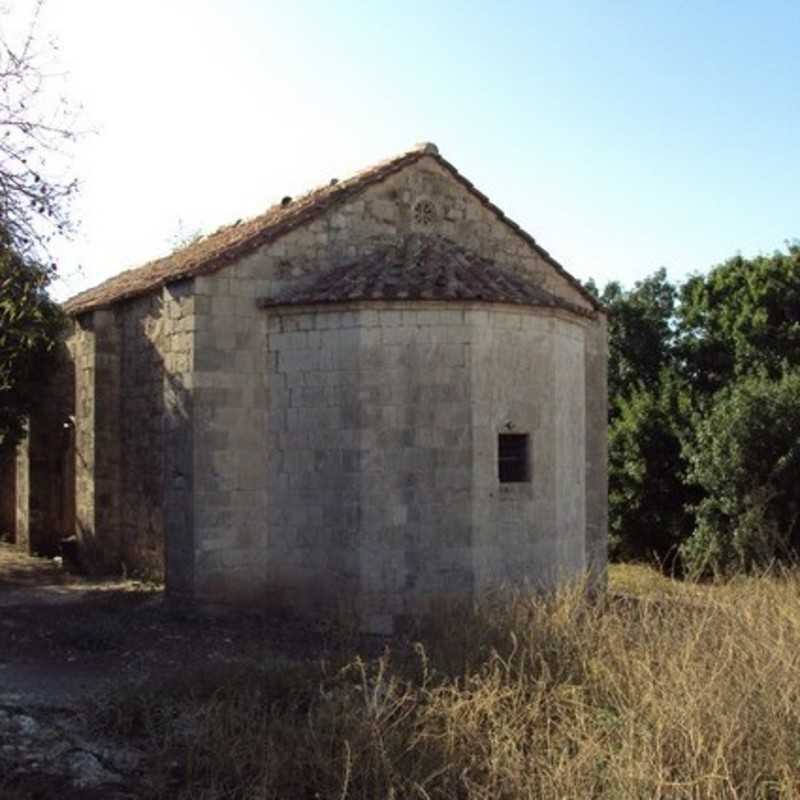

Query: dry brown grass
left=91, top=566, right=800, bottom=799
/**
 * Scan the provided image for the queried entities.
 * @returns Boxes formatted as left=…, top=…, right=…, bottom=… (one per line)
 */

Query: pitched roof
left=63, top=142, right=602, bottom=316
left=257, top=234, right=594, bottom=318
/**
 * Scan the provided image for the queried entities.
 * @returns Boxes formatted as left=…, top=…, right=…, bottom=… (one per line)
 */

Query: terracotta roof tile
left=63, top=142, right=602, bottom=316
left=257, top=235, right=595, bottom=318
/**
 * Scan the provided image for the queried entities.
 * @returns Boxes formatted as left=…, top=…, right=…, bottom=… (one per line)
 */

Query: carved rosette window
left=413, top=199, right=436, bottom=226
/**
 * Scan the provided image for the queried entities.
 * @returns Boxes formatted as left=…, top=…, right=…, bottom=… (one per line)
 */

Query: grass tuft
left=90, top=566, right=800, bottom=799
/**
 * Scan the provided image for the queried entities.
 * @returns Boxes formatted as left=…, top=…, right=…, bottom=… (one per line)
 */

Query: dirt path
left=0, top=546, right=164, bottom=796
left=0, top=544, right=164, bottom=704
left=0, top=544, right=119, bottom=608
left=0, top=545, right=343, bottom=797
left=0, top=545, right=68, bottom=590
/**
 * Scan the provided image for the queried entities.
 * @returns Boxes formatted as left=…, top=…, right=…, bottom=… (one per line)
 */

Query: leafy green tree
left=590, top=269, right=689, bottom=565
left=600, top=268, right=677, bottom=416
left=0, top=235, right=64, bottom=449
left=593, top=245, right=800, bottom=574
left=608, top=370, right=697, bottom=565
left=677, top=244, right=800, bottom=396
left=680, top=370, right=800, bottom=576
left=0, top=2, right=76, bottom=451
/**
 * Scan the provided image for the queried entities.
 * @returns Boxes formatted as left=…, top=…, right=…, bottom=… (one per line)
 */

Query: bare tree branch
left=0, top=0, right=79, bottom=262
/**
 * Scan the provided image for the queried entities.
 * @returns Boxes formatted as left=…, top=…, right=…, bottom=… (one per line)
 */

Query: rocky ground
left=0, top=544, right=343, bottom=799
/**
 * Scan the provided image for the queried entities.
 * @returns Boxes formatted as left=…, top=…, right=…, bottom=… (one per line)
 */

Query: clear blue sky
left=28, top=0, right=800, bottom=300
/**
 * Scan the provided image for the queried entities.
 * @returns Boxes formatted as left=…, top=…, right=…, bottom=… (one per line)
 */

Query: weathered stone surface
left=65, top=286, right=193, bottom=578
left=0, top=451, right=15, bottom=540
left=10, top=149, right=608, bottom=630
left=13, top=434, right=29, bottom=550
left=8, top=345, right=75, bottom=557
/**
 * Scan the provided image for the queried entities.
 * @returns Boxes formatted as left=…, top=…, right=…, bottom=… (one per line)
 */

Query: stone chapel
left=1, top=143, right=607, bottom=632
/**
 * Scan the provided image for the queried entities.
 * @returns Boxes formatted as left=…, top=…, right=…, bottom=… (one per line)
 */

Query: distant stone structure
left=2, top=143, right=607, bottom=632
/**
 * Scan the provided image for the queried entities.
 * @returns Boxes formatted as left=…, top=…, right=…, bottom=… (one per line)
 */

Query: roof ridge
left=63, top=143, right=603, bottom=316
left=62, top=144, right=432, bottom=315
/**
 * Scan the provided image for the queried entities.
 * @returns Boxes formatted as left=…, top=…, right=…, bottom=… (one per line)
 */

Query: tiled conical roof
left=258, top=235, right=594, bottom=317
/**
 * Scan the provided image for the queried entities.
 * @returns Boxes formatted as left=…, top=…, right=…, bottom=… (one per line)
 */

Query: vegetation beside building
left=592, top=243, right=800, bottom=574
left=81, top=565, right=800, bottom=799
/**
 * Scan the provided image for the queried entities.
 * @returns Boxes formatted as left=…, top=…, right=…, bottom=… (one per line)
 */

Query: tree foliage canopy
left=601, top=267, right=677, bottom=405
left=0, top=234, right=63, bottom=449
left=599, top=242, right=800, bottom=574
left=682, top=370, right=800, bottom=576
left=608, top=371, right=697, bottom=565
left=0, top=1, right=73, bottom=449
left=677, top=244, right=800, bottom=395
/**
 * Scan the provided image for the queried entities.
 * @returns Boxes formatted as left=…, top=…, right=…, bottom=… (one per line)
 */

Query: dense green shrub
left=677, top=244, right=800, bottom=395
left=681, top=370, right=800, bottom=576
left=592, top=267, right=677, bottom=414
left=596, top=243, right=800, bottom=574
left=608, top=372, right=697, bottom=566
left=0, top=236, right=64, bottom=450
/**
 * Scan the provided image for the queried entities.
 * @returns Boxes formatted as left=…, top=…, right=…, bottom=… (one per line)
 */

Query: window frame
left=497, top=433, right=531, bottom=484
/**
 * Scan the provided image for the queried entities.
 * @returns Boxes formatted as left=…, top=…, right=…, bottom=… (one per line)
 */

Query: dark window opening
left=498, top=434, right=530, bottom=483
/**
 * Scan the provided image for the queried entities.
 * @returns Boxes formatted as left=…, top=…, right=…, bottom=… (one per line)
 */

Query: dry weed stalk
left=92, top=568, right=800, bottom=799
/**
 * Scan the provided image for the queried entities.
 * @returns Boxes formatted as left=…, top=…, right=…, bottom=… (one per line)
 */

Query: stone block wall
left=162, top=280, right=197, bottom=595
left=180, top=267, right=269, bottom=604
left=172, top=153, right=606, bottom=621
left=584, top=317, right=609, bottom=583
left=71, top=315, right=98, bottom=561
left=92, top=310, right=121, bottom=563
left=0, top=450, right=15, bottom=541
left=470, top=310, right=589, bottom=592
left=7, top=345, right=75, bottom=556
left=28, top=347, right=75, bottom=556
left=70, top=312, right=119, bottom=569
left=264, top=306, right=475, bottom=630
left=257, top=303, right=594, bottom=632
left=68, top=285, right=194, bottom=578
left=117, top=293, right=168, bottom=578
left=13, top=435, right=29, bottom=551
left=53, top=151, right=606, bottom=609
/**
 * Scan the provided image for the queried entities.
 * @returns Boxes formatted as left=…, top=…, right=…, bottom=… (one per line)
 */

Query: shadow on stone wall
left=24, top=341, right=76, bottom=557
left=73, top=285, right=193, bottom=585
left=0, top=340, right=77, bottom=557
left=0, top=447, right=16, bottom=542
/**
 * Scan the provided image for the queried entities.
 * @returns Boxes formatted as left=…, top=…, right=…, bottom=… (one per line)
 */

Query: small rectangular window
left=498, top=434, right=530, bottom=483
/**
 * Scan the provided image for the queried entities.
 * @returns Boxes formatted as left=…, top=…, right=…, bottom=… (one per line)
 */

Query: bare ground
left=0, top=544, right=357, bottom=798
